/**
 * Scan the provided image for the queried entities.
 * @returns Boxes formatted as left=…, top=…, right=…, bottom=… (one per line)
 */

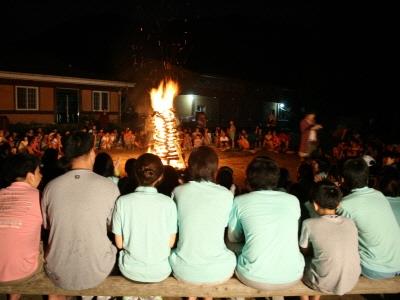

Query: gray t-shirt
left=42, top=169, right=120, bottom=290
left=299, top=215, right=361, bottom=295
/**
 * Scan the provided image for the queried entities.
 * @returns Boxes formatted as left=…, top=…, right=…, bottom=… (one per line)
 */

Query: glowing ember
left=148, top=80, right=185, bottom=169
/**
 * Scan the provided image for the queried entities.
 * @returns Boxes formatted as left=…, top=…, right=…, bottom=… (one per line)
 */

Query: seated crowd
left=0, top=130, right=400, bottom=300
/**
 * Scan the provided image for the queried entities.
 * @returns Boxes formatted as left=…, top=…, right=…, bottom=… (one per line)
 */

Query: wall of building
left=1, top=81, right=124, bottom=125
left=0, top=84, right=14, bottom=110
left=39, top=87, right=54, bottom=111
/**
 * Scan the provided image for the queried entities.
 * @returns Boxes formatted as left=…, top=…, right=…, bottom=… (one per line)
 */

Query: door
left=56, top=88, right=79, bottom=124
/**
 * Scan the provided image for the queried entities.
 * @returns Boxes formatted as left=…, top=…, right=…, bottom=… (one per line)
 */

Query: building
left=0, top=70, right=135, bottom=126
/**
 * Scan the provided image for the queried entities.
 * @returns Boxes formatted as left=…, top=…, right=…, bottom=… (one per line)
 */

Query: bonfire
left=148, top=80, right=185, bottom=169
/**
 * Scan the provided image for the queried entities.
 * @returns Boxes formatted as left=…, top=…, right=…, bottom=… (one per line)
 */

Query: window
left=16, top=86, right=39, bottom=110
left=93, top=91, right=110, bottom=111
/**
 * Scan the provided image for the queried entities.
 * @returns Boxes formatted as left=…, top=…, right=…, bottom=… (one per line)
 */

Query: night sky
left=0, top=1, right=389, bottom=130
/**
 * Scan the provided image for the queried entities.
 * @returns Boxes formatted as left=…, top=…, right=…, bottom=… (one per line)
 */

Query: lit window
left=93, top=91, right=110, bottom=111
left=16, top=86, right=39, bottom=110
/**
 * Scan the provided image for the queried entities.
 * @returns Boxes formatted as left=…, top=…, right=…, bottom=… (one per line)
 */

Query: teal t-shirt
left=228, top=190, right=305, bottom=284
left=112, top=186, right=177, bottom=282
left=387, top=196, right=400, bottom=226
left=169, top=181, right=236, bottom=284
left=337, top=187, right=400, bottom=273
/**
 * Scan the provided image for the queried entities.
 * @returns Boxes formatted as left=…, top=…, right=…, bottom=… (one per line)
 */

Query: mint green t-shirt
left=228, top=190, right=305, bottom=284
left=112, top=186, right=177, bottom=282
left=337, top=187, right=400, bottom=273
left=169, top=181, right=236, bottom=284
left=387, top=196, right=400, bottom=226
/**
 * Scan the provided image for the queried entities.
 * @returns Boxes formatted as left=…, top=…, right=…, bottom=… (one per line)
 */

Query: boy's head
left=135, top=153, right=164, bottom=187
left=63, top=131, right=95, bottom=161
left=216, top=166, right=234, bottom=190
left=343, top=157, right=369, bottom=190
left=188, top=146, right=218, bottom=182
left=3, top=153, right=42, bottom=188
left=310, top=180, right=343, bottom=211
left=246, top=156, right=279, bottom=191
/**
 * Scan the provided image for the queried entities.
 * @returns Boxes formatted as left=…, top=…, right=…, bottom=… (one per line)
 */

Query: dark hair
left=124, top=158, right=137, bottom=177
left=216, top=166, right=234, bottom=190
left=310, top=180, right=342, bottom=209
left=157, top=165, right=180, bottom=196
left=135, top=153, right=164, bottom=186
left=379, top=166, right=400, bottom=197
left=62, top=131, right=94, bottom=161
left=93, top=152, right=115, bottom=178
left=343, top=158, right=369, bottom=189
left=2, top=153, right=40, bottom=184
left=246, top=156, right=280, bottom=190
left=118, top=158, right=138, bottom=195
left=188, top=146, right=218, bottom=182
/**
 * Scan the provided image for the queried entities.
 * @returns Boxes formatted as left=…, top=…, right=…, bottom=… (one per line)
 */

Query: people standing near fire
left=266, top=110, right=277, bottom=132
left=227, top=120, right=236, bottom=149
left=298, top=112, right=323, bottom=158
left=169, top=146, right=236, bottom=300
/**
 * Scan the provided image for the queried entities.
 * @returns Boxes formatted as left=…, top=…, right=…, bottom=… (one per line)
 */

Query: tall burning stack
left=148, top=80, right=185, bottom=169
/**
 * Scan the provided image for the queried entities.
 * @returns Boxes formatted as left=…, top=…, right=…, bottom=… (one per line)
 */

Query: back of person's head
left=277, top=167, right=291, bottom=191
left=135, top=153, right=164, bottom=186
left=118, top=158, right=139, bottom=196
left=343, top=157, right=369, bottom=190
left=379, top=166, right=400, bottom=197
left=310, top=180, right=343, bottom=210
left=188, top=146, right=218, bottom=182
left=3, top=153, right=40, bottom=184
left=157, top=165, right=180, bottom=196
left=62, top=131, right=94, bottom=161
left=93, top=152, right=115, bottom=177
left=246, top=156, right=280, bottom=191
left=297, top=161, right=314, bottom=182
left=216, top=166, right=234, bottom=190
left=0, top=142, right=12, bottom=160
left=124, top=158, right=137, bottom=178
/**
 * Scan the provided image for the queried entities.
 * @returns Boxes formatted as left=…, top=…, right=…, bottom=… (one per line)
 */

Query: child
left=112, top=153, right=177, bottom=283
left=228, top=156, right=304, bottom=290
left=169, top=146, right=235, bottom=300
left=0, top=153, right=43, bottom=300
left=299, top=181, right=361, bottom=300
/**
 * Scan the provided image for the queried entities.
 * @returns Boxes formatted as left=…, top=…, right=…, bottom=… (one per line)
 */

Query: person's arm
left=169, top=233, right=177, bottom=248
left=227, top=201, right=244, bottom=243
left=299, top=220, right=312, bottom=257
left=115, top=234, right=123, bottom=249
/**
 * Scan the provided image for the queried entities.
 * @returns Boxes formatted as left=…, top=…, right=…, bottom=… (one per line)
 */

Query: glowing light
left=148, top=80, right=186, bottom=169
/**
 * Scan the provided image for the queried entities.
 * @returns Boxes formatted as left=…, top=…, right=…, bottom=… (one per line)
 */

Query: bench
left=1, top=274, right=400, bottom=297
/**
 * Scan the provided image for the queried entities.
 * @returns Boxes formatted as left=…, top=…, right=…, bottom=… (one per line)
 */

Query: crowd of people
left=0, top=124, right=399, bottom=300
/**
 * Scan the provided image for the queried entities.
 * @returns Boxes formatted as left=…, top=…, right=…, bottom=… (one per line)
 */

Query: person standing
left=227, top=120, right=236, bottom=149
left=299, top=112, right=322, bottom=158
left=41, top=131, right=120, bottom=294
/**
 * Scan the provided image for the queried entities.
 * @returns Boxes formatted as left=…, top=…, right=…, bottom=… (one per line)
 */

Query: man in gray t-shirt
left=41, top=132, right=120, bottom=290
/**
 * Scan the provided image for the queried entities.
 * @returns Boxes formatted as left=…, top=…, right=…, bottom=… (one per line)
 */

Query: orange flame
left=149, top=80, right=185, bottom=169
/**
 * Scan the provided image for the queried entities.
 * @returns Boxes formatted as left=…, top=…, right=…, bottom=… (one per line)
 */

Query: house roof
left=0, top=70, right=136, bottom=88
